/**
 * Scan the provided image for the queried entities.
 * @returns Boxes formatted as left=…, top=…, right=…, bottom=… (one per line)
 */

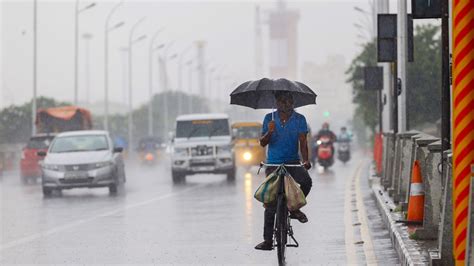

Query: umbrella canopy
left=229, top=78, right=317, bottom=109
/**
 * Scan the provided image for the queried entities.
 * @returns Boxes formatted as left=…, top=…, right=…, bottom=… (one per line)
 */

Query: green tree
left=0, top=97, right=70, bottom=144
left=346, top=24, right=442, bottom=139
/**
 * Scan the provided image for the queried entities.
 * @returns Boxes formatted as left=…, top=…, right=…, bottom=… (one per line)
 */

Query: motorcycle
left=316, top=136, right=334, bottom=169
left=337, top=141, right=351, bottom=164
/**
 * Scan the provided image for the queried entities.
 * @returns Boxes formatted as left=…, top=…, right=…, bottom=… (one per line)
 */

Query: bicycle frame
left=260, top=163, right=301, bottom=265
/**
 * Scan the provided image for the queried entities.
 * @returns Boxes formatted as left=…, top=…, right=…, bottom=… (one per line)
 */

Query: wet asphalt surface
left=0, top=151, right=399, bottom=265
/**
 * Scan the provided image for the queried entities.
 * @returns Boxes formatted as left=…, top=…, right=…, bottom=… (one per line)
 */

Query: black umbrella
left=229, top=78, right=317, bottom=109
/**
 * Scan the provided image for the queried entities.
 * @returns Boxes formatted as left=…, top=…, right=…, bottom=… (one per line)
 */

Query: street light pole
left=186, top=59, right=193, bottom=113
left=82, top=33, right=93, bottom=104
left=177, top=45, right=192, bottom=115
left=104, top=1, right=124, bottom=131
left=128, top=17, right=146, bottom=151
left=74, top=1, right=95, bottom=105
left=148, top=28, right=164, bottom=136
left=32, top=0, right=37, bottom=135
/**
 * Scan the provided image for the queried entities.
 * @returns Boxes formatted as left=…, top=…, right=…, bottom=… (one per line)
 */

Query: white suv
left=171, top=113, right=236, bottom=183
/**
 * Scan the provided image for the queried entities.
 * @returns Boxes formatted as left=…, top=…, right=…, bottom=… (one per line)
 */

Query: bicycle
left=259, top=162, right=302, bottom=266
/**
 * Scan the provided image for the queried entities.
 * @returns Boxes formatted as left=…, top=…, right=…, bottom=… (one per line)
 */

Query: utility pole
left=440, top=0, right=451, bottom=156
left=148, top=29, right=164, bottom=137
left=397, top=0, right=407, bottom=132
left=74, top=1, right=95, bottom=105
left=32, top=0, right=37, bottom=135
left=82, top=33, right=92, bottom=104
left=127, top=17, right=146, bottom=152
left=377, top=0, right=391, bottom=132
left=104, top=1, right=124, bottom=131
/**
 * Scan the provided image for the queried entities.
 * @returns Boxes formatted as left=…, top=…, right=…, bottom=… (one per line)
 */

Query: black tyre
left=276, top=195, right=287, bottom=266
left=42, top=186, right=52, bottom=197
left=172, top=171, right=185, bottom=184
left=227, top=168, right=236, bottom=181
left=109, top=183, right=118, bottom=194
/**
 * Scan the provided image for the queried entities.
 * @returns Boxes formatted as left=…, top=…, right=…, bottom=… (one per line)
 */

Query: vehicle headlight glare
left=243, top=151, right=252, bottom=161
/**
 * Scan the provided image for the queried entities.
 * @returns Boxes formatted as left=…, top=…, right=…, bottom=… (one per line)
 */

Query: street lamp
left=148, top=28, right=165, bottom=137
left=128, top=17, right=146, bottom=151
left=157, top=42, right=174, bottom=137
left=177, top=45, right=192, bottom=115
left=74, top=0, right=96, bottom=105
left=32, top=0, right=37, bottom=135
left=185, top=59, right=194, bottom=113
left=104, top=1, right=125, bottom=131
left=82, top=33, right=93, bottom=104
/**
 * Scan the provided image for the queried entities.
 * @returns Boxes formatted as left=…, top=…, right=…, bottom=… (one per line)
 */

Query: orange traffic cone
left=406, top=160, right=424, bottom=223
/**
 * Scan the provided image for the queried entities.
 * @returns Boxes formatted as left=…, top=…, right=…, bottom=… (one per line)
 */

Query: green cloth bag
left=254, top=172, right=281, bottom=204
left=284, top=174, right=307, bottom=211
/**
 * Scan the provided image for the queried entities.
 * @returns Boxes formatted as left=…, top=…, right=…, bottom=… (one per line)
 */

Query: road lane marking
left=344, top=162, right=360, bottom=265
left=0, top=185, right=205, bottom=252
left=355, top=162, right=378, bottom=265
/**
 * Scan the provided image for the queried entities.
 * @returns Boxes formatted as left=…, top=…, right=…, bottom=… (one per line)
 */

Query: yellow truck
left=231, top=122, right=266, bottom=167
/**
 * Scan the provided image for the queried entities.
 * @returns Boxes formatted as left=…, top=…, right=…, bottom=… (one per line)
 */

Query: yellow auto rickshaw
left=231, top=122, right=266, bottom=167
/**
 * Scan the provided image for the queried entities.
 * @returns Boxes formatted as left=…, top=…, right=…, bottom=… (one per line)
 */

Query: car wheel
left=172, top=171, right=185, bottom=184
left=109, top=183, right=118, bottom=194
left=227, top=168, right=236, bottom=181
left=42, top=186, right=53, bottom=197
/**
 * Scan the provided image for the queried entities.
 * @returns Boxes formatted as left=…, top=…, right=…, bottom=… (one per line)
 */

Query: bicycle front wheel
left=275, top=194, right=288, bottom=265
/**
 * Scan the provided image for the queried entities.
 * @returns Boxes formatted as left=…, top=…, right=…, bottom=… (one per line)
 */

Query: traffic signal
left=412, top=0, right=441, bottom=19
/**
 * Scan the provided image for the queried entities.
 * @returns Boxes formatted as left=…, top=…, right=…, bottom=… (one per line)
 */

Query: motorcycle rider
left=314, top=122, right=337, bottom=157
left=337, top=126, right=352, bottom=143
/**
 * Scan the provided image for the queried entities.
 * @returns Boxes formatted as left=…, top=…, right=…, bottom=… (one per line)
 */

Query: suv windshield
left=176, top=119, right=230, bottom=138
left=50, top=135, right=109, bottom=153
left=233, top=126, right=261, bottom=139
left=26, top=136, right=54, bottom=149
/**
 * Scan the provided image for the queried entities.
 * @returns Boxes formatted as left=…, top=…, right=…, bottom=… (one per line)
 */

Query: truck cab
left=171, top=113, right=236, bottom=183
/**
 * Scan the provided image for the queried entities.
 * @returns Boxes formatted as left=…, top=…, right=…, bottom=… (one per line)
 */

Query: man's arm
left=299, top=133, right=311, bottom=169
left=260, top=121, right=275, bottom=147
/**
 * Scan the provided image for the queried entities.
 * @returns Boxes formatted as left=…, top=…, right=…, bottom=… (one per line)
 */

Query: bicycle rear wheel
left=275, top=194, right=288, bottom=266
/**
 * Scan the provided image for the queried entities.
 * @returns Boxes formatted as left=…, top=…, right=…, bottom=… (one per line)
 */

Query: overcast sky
left=1, top=0, right=395, bottom=108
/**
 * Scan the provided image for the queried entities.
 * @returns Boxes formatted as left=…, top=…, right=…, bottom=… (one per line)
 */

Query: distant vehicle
left=36, top=106, right=92, bottom=133
left=231, top=122, right=265, bottom=168
left=20, top=134, right=56, bottom=183
left=137, top=136, right=164, bottom=165
left=171, top=113, right=236, bottom=183
left=337, top=142, right=351, bottom=164
left=316, top=136, right=334, bottom=169
left=38, top=130, right=126, bottom=196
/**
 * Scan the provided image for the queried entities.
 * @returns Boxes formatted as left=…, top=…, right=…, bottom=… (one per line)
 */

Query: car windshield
left=176, top=119, right=230, bottom=138
left=50, top=135, right=109, bottom=153
left=233, top=126, right=261, bottom=139
left=26, top=137, right=54, bottom=149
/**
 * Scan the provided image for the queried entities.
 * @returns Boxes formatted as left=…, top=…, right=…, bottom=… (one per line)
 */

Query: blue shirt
left=262, top=111, right=308, bottom=164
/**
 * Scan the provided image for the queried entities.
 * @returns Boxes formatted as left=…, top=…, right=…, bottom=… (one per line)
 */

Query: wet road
left=1, top=151, right=399, bottom=265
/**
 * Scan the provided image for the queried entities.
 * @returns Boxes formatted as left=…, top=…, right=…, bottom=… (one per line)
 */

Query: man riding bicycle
left=255, top=91, right=313, bottom=251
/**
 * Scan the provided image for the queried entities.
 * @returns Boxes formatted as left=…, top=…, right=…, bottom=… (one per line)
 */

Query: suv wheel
left=109, top=183, right=118, bottom=194
left=227, top=167, right=236, bottom=181
left=172, top=171, right=185, bottom=184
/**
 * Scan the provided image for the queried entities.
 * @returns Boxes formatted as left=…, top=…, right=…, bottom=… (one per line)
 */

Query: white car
left=39, top=130, right=126, bottom=196
left=171, top=113, right=236, bottom=183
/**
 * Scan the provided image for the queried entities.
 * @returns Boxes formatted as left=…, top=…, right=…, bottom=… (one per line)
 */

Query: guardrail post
left=383, top=132, right=395, bottom=190
left=438, top=151, right=454, bottom=265
left=414, top=139, right=442, bottom=240
left=388, top=134, right=403, bottom=200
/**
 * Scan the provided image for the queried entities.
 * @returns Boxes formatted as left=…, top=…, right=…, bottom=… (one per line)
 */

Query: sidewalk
left=369, top=166, right=437, bottom=265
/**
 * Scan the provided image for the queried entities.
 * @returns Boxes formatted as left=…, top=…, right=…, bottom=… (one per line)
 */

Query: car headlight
left=217, top=145, right=233, bottom=154
left=91, top=161, right=113, bottom=169
left=42, top=164, right=61, bottom=171
left=243, top=151, right=252, bottom=161
left=174, top=147, right=188, bottom=156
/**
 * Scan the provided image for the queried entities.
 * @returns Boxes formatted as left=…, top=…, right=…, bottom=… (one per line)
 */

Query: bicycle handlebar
left=259, top=162, right=304, bottom=168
